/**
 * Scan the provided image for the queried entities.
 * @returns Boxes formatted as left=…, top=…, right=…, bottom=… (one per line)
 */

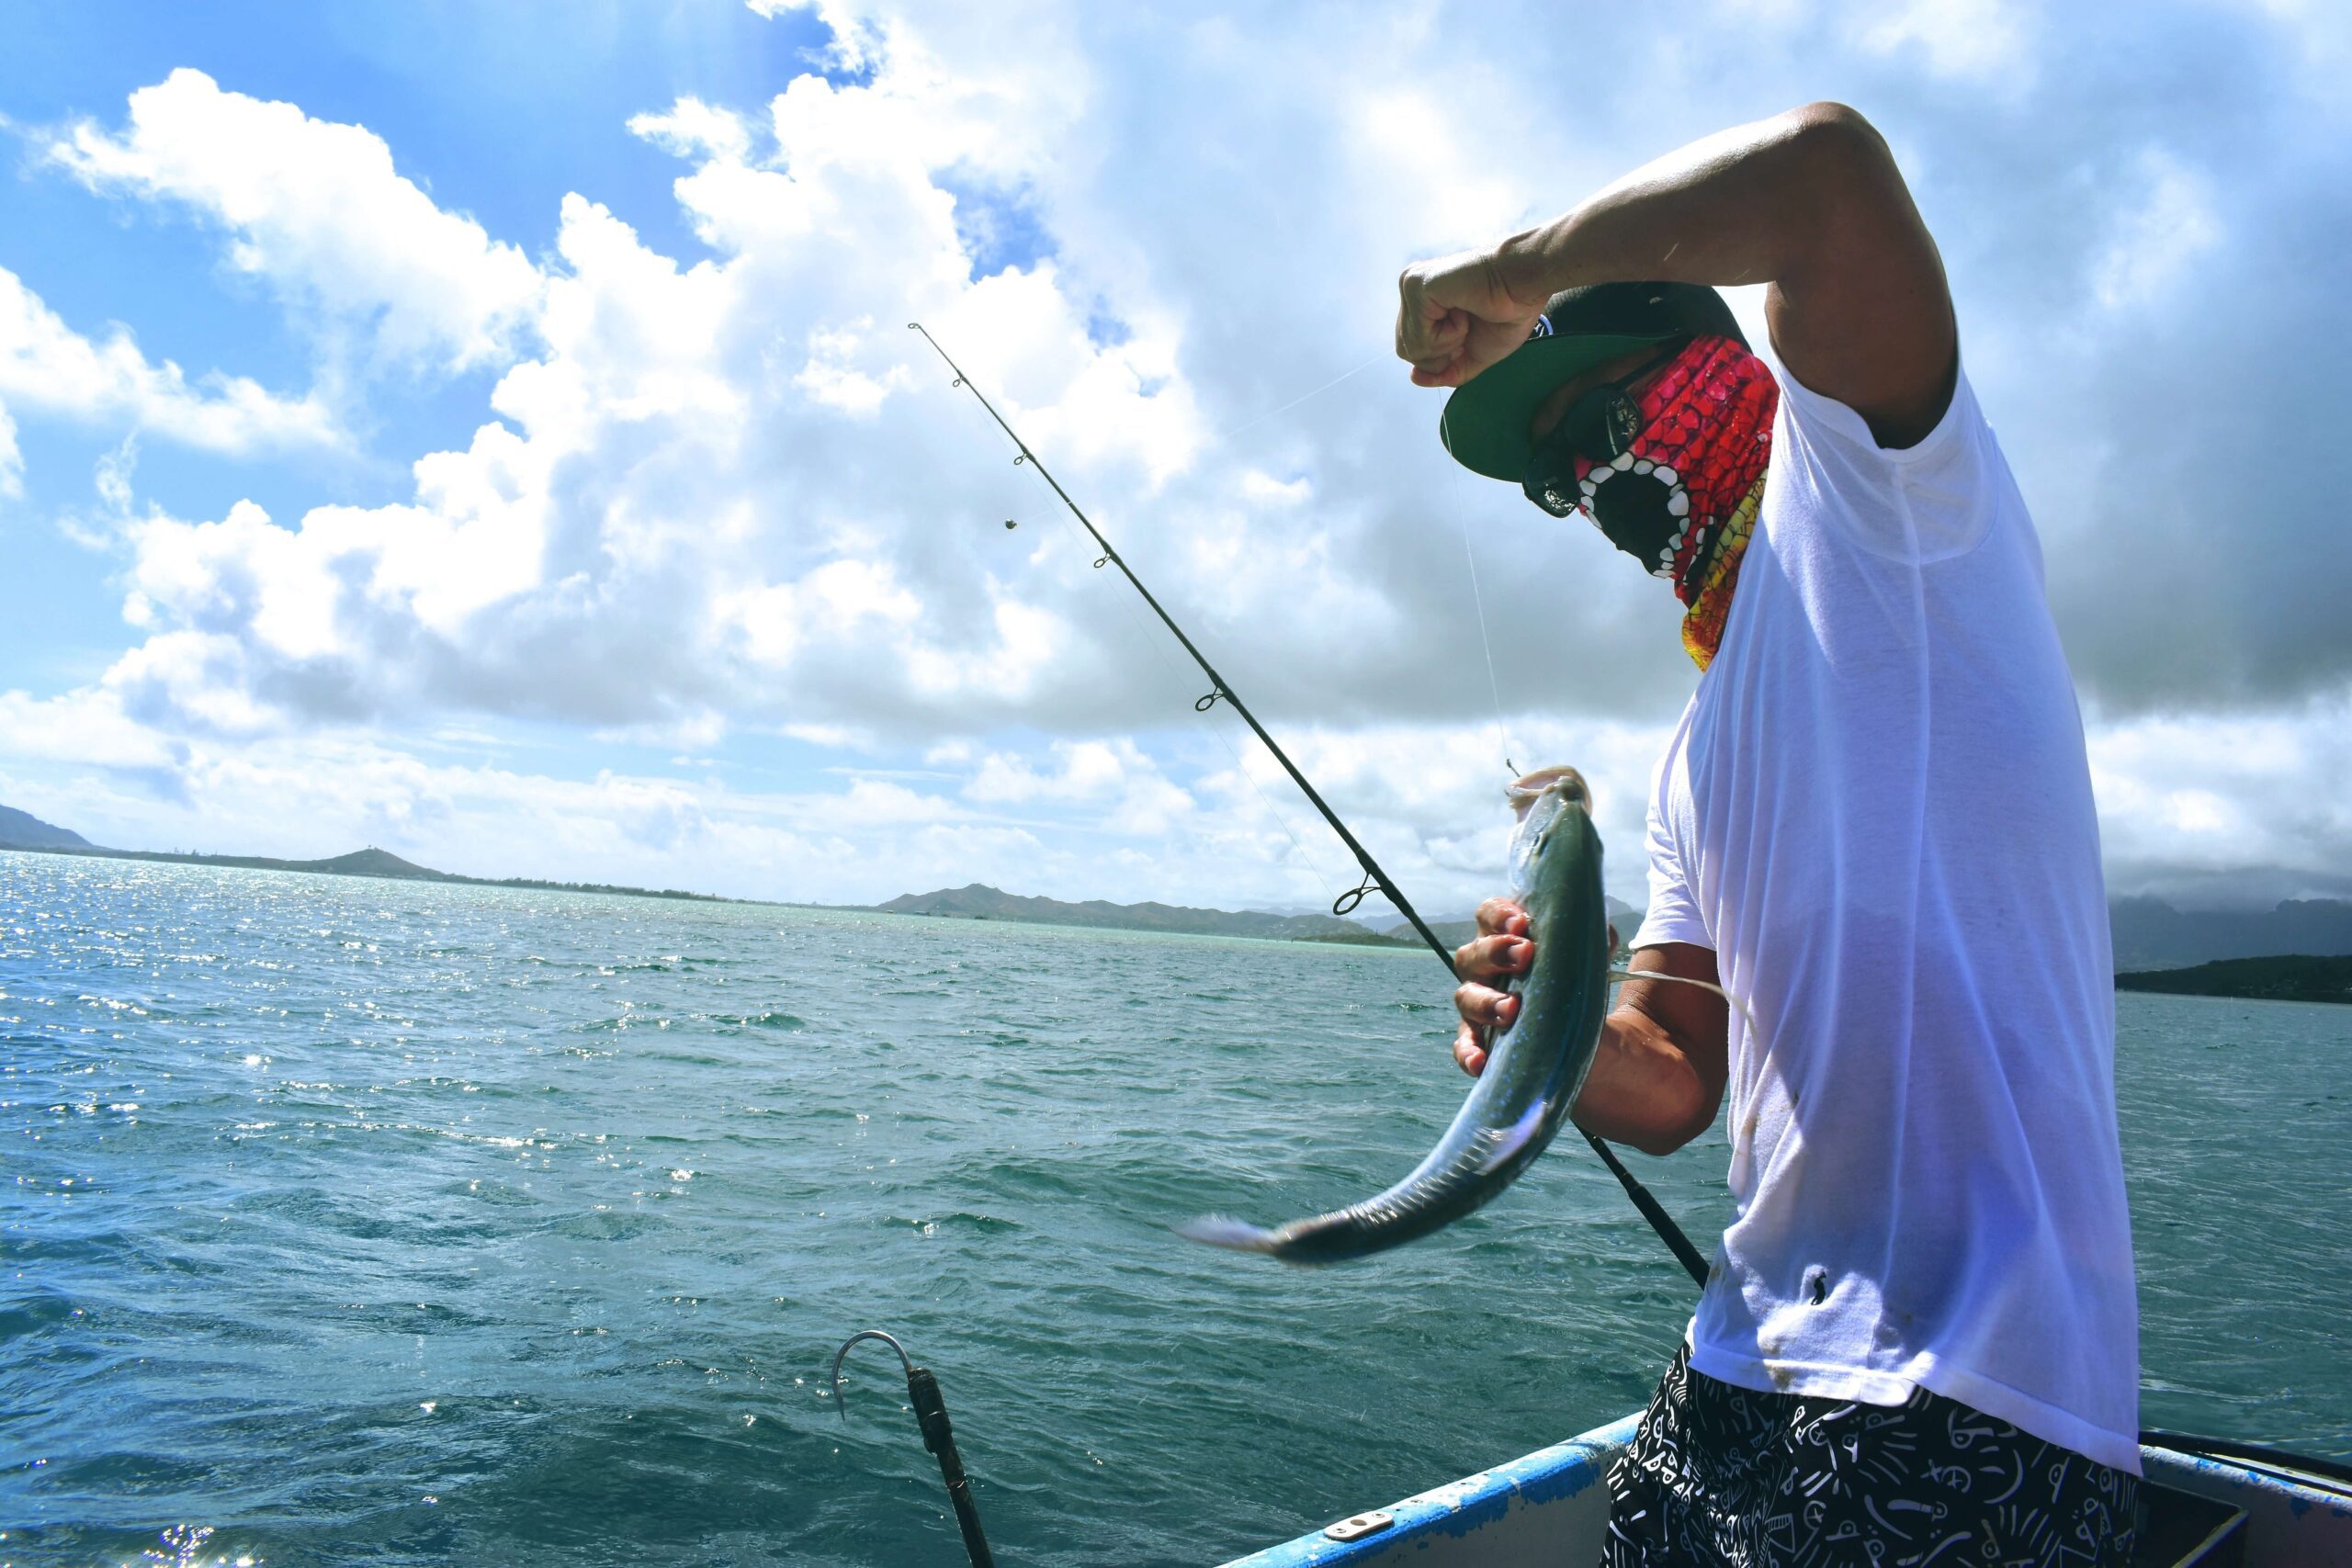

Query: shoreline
left=2115, top=954, right=2352, bottom=1007
left=0, top=842, right=1420, bottom=950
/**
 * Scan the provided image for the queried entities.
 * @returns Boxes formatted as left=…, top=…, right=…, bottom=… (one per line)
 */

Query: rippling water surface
left=4, top=851, right=2346, bottom=1565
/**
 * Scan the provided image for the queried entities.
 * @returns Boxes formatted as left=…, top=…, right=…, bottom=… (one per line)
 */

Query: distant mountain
left=1391, top=896, right=2352, bottom=972
left=1393, top=893, right=2352, bottom=973
left=0, top=806, right=92, bottom=851
left=11, top=796, right=2349, bottom=969
left=0, top=805, right=727, bottom=905
left=2117, top=954, right=2352, bottom=1006
left=304, top=848, right=444, bottom=880
left=870, top=886, right=1657, bottom=953
left=2109, top=896, right=2352, bottom=970
left=876, top=883, right=1400, bottom=945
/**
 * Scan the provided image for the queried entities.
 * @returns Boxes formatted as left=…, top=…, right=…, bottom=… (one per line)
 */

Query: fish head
left=1504, top=766, right=1592, bottom=889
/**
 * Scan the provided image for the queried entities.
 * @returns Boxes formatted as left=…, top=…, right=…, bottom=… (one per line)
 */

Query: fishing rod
left=907, top=322, right=1447, bottom=959
left=909, top=323, right=1709, bottom=1290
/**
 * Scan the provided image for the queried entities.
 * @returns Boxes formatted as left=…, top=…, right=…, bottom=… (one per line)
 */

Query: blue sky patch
left=936, top=171, right=1057, bottom=280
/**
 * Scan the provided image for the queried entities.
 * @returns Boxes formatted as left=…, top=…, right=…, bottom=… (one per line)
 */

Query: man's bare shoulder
left=1764, top=102, right=1959, bottom=449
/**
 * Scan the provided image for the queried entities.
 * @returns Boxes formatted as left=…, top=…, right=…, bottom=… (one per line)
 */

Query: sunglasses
left=1520, top=342, right=1687, bottom=519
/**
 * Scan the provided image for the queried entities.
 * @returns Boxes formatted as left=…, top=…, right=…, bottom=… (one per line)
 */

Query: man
left=1396, top=105, right=2140, bottom=1564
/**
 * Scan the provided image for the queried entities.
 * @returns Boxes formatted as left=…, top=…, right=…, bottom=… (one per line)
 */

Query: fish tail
left=1174, top=1214, right=1284, bottom=1254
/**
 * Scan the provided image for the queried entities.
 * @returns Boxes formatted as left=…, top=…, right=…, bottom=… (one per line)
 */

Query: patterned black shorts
left=1601, top=1345, right=2138, bottom=1567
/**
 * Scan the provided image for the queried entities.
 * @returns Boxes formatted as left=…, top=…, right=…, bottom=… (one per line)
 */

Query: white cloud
left=795, top=324, right=914, bottom=414
left=0, top=721, right=1103, bottom=906
left=0, top=699, right=1633, bottom=911
left=94, top=437, right=136, bottom=513
left=10, top=656, right=2352, bottom=917
left=0, top=403, right=20, bottom=497
left=0, top=265, right=334, bottom=454
left=2086, top=692, right=2352, bottom=901
left=628, top=97, right=753, bottom=164
left=1859, top=0, right=2035, bottom=84
left=49, top=68, right=543, bottom=375
left=0, top=686, right=185, bottom=773
left=2092, top=151, right=2223, bottom=310
left=64, top=37, right=1208, bottom=746
left=964, top=738, right=1195, bottom=834
left=1347, top=85, right=1530, bottom=254
left=6, top=2, right=2347, bottom=911
left=748, top=1, right=881, bottom=76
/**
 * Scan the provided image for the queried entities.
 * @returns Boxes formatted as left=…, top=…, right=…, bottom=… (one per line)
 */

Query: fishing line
left=1206, top=353, right=1386, bottom=447
left=1204, top=719, right=1347, bottom=903
left=986, top=389, right=1346, bottom=904
left=1195, top=346, right=1412, bottom=897
left=1038, top=489, right=1345, bottom=903
left=912, top=321, right=1709, bottom=1289
left=1217, top=346, right=1518, bottom=782
left=1456, top=513, right=1518, bottom=778
left=911, top=321, right=1451, bottom=952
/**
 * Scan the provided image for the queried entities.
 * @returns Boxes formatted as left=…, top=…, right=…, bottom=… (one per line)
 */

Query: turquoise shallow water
left=3, top=850, right=2346, bottom=1566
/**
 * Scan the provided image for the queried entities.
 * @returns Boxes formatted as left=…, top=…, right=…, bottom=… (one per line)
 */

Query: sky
left=0, top=0, right=2346, bottom=918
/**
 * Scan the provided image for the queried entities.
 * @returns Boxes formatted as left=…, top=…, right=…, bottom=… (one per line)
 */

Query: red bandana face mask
left=1525, top=334, right=1777, bottom=669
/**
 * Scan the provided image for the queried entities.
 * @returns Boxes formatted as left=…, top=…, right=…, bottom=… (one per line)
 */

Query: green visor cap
left=1438, top=281, right=1745, bottom=482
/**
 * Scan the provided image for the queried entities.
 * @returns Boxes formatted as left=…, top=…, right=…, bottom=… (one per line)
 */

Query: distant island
left=872, top=883, right=1661, bottom=951
left=0, top=803, right=1476, bottom=946
left=2109, top=894, right=2352, bottom=971
left=877, top=881, right=1405, bottom=944
left=2115, top=955, right=2352, bottom=1006
left=0, top=804, right=92, bottom=851
left=6, top=802, right=2348, bottom=977
left=0, top=806, right=729, bottom=904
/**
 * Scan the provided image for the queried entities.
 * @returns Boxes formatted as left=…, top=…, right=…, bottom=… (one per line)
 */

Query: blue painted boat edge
left=2143, top=1438, right=2352, bottom=1528
left=1220, top=1420, right=2352, bottom=1566
left=1217, top=1412, right=1643, bottom=1567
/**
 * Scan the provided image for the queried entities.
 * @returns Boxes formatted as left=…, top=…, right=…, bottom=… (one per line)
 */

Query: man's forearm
left=1571, top=1006, right=1718, bottom=1157
left=1488, top=105, right=1860, bottom=309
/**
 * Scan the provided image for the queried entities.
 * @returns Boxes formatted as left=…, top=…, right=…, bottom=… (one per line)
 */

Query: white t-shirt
left=1632, top=356, right=2141, bottom=1473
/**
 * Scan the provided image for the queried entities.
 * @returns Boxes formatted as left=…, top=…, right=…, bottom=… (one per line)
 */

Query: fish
left=1178, top=765, right=1615, bottom=1264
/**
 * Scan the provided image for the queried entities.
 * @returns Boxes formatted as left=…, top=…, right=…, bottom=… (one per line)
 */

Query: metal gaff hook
left=831, top=1328, right=996, bottom=1568
left=831, top=1327, right=912, bottom=1421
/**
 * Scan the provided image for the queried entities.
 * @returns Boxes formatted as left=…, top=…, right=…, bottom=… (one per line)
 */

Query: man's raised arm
left=1398, top=102, right=1955, bottom=447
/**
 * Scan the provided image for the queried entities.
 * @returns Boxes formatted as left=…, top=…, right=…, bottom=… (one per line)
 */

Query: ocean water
left=2, top=851, right=2346, bottom=1567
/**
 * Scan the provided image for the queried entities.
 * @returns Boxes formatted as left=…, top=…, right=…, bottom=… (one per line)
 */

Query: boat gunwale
left=1218, top=1416, right=2352, bottom=1565
left=1215, top=1413, right=1637, bottom=1566
left=2139, top=1428, right=2352, bottom=1492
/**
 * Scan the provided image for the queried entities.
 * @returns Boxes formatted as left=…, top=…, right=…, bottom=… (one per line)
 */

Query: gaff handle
left=832, top=1329, right=996, bottom=1568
